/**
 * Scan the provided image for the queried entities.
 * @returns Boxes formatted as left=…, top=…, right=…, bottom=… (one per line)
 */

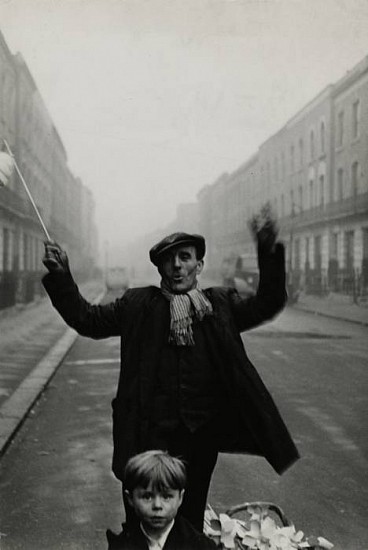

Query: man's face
left=158, top=245, right=204, bottom=294
left=126, top=483, right=184, bottom=537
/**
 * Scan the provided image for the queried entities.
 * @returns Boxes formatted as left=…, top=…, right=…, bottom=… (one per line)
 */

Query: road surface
left=0, top=293, right=366, bottom=549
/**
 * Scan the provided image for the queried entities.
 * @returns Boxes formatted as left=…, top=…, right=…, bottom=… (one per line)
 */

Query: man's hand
left=43, top=241, right=70, bottom=274
left=249, top=202, right=279, bottom=253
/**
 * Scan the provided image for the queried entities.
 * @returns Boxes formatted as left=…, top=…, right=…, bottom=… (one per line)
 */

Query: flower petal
left=261, top=516, right=277, bottom=537
left=242, top=535, right=258, bottom=549
left=249, top=520, right=261, bottom=536
left=317, top=536, right=334, bottom=549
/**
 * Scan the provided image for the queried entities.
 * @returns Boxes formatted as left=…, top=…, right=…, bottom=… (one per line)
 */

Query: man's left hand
left=249, top=203, right=279, bottom=253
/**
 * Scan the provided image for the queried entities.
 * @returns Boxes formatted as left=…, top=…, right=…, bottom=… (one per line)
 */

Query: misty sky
left=1, top=0, right=368, bottom=252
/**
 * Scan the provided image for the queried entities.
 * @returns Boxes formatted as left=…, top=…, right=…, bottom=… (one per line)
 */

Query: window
left=314, top=236, right=322, bottom=271
left=363, top=228, right=368, bottom=260
left=352, top=100, right=360, bottom=139
left=309, top=180, right=314, bottom=209
left=29, top=236, right=34, bottom=272
left=32, top=237, right=38, bottom=272
left=23, top=234, right=28, bottom=271
left=330, top=174, right=335, bottom=203
left=298, top=185, right=303, bottom=211
left=330, top=233, right=338, bottom=260
left=294, top=238, right=300, bottom=270
left=310, top=130, right=315, bottom=160
left=319, top=175, right=325, bottom=207
left=320, top=121, right=325, bottom=154
left=305, top=236, right=310, bottom=265
left=299, top=138, right=304, bottom=167
left=351, top=161, right=359, bottom=197
left=337, top=168, right=344, bottom=200
left=344, top=231, right=354, bottom=271
left=337, top=111, right=344, bottom=147
left=3, top=228, right=11, bottom=272
left=0, top=229, right=3, bottom=272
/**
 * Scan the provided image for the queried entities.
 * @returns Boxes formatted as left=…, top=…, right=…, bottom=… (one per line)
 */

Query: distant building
left=98, top=52, right=368, bottom=298
left=198, top=158, right=258, bottom=274
left=197, top=54, right=368, bottom=298
left=259, top=83, right=335, bottom=294
left=80, top=182, right=98, bottom=274
left=330, top=57, right=368, bottom=295
left=175, top=202, right=199, bottom=233
left=0, top=31, right=98, bottom=309
left=123, top=202, right=200, bottom=283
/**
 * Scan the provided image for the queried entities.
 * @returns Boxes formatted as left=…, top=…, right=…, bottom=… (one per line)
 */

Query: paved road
left=211, top=309, right=368, bottom=550
left=0, top=295, right=367, bottom=549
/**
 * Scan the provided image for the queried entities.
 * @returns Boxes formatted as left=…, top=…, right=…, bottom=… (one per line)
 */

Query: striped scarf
left=160, top=281, right=213, bottom=346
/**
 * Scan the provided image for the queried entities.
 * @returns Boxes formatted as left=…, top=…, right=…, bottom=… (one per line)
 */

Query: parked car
left=105, top=266, right=129, bottom=292
left=221, top=252, right=259, bottom=298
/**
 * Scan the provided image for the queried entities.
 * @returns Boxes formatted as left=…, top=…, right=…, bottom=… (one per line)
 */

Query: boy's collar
left=140, top=519, right=175, bottom=548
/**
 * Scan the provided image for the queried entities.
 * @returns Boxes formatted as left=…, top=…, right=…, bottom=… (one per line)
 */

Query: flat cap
left=149, top=232, right=206, bottom=266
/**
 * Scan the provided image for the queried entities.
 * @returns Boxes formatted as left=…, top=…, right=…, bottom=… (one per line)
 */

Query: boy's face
left=126, top=482, right=184, bottom=536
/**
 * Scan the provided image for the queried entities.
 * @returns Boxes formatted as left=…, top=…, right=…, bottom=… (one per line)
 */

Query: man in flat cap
left=42, top=212, right=299, bottom=533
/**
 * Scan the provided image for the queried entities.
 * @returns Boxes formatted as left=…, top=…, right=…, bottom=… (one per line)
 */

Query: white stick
left=3, top=138, right=51, bottom=241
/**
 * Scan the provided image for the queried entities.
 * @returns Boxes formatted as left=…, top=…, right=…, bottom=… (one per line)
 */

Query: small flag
left=0, top=151, right=15, bottom=187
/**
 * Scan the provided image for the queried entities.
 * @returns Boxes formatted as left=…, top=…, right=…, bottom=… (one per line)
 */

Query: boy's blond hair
left=123, top=450, right=187, bottom=493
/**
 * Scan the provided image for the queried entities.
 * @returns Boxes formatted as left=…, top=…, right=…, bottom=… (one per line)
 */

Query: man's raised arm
left=42, top=241, right=124, bottom=339
left=230, top=205, right=287, bottom=332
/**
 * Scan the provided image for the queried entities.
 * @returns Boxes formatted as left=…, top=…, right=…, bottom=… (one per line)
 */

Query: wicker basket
left=204, top=501, right=333, bottom=550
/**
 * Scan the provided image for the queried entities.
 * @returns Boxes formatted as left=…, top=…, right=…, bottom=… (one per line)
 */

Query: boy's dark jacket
left=106, top=516, right=217, bottom=549
left=43, top=243, right=299, bottom=477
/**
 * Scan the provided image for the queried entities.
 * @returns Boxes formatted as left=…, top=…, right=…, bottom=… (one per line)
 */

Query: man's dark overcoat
left=42, top=243, right=299, bottom=480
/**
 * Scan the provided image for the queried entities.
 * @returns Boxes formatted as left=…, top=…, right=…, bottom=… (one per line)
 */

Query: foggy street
left=0, top=288, right=367, bottom=550
left=1, top=3, right=368, bottom=549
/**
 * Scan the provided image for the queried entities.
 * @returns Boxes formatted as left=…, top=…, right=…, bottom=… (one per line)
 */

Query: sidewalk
left=292, top=291, right=368, bottom=326
left=202, top=273, right=368, bottom=327
left=0, top=279, right=105, bottom=456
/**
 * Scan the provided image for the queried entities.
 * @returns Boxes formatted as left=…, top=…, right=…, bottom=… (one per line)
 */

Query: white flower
left=219, top=514, right=239, bottom=548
